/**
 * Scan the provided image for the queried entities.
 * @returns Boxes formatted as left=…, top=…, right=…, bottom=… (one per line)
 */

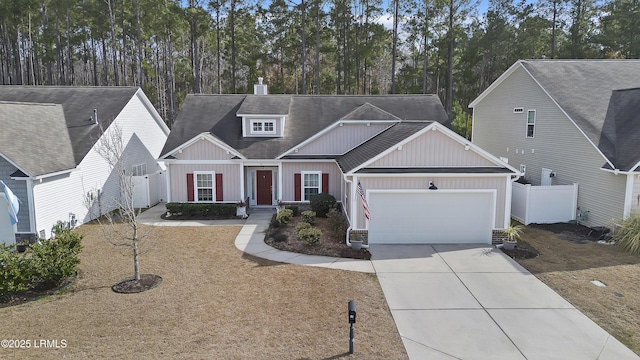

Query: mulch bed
left=0, top=275, right=77, bottom=308
left=529, top=222, right=610, bottom=243
left=500, top=243, right=540, bottom=259
left=112, top=274, right=162, bottom=293
left=265, top=214, right=372, bottom=260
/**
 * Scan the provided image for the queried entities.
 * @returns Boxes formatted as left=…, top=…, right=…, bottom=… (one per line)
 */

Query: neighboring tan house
left=0, top=86, right=170, bottom=242
left=160, top=81, right=518, bottom=244
left=470, top=60, right=640, bottom=228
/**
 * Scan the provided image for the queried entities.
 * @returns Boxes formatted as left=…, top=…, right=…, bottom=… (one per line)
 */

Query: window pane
left=527, top=111, right=535, bottom=124
left=304, top=173, right=319, bottom=186
left=264, top=122, right=274, bottom=132
left=198, top=189, right=213, bottom=201
left=197, top=174, right=212, bottom=187
left=527, top=125, right=535, bottom=137
left=253, top=122, right=262, bottom=131
left=304, top=188, right=319, bottom=201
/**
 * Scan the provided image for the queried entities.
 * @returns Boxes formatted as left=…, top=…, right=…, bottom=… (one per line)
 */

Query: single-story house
left=160, top=81, right=519, bottom=244
left=470, top=60, right=640, bottom=228
left=0, top=86, right=170, bottom=243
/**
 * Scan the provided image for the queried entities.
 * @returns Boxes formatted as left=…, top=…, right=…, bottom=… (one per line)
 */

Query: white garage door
left=368, top=190, right=495, bottom=244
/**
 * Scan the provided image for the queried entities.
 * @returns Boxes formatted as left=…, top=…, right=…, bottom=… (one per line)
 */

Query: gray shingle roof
left=0, top=86, right=139, bottom=165
left=604, top=88, right=640, bottom=171
left=162, top=94, right=449, bottom=159
left=0, top=102, right=76, bottom=176
left=237, top=95, right=291, bottom=115
left=337, top=122, right=432, bottom=172
left=340, top=103, right=402, bottom=121
left=520, top=60, right=640, bottom=171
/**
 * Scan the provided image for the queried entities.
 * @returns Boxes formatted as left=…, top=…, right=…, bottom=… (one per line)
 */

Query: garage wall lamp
left=428, top=181, right=438, bottom=190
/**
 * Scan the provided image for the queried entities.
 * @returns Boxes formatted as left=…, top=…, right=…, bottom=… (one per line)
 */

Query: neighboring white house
left=0, top=87, right=169, bottom=241
left=470, top=60, right=640, bottom=228
left=160, top=83, right=519, bottom=245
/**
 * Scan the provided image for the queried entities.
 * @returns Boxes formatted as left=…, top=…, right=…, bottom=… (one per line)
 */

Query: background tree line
left=0, top=0, right=637, bottom=135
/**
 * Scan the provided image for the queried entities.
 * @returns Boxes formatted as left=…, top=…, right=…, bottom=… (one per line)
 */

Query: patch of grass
left=0, top=224, right=406, bottom=359
left=517, top=226, right=640, bottom=355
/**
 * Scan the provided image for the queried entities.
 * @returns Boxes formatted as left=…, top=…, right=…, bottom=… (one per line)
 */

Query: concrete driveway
left=369, top=244, right=639, bottom=360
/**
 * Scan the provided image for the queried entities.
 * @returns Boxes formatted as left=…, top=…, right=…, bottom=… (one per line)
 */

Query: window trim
left=301, top=171, right=322, bottom=202
left=131, top=163, right=147, bottom=177
left=250, top=119, right=276, bottom=135
left=526, top=110, right=536, bottom=138
left=193, top=171, right=216, bottom=203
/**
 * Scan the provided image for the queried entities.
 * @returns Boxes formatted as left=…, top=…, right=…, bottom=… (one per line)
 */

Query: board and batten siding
left=295, top=123, right=391, bottom=155
left=369, top=128, right=495, bottom=167
left=169, top=164, right=241, bottom=202
left=281, top=162, right=343, bottom=201
left=632, top=175, right=640, bottom=213
left=355, top=176, right=507, bottom=230
left=174, top=138, right=237, bottom=160
left=0, top=157, right=30, bottom=232
left=472, top=65, right=626, bottom=227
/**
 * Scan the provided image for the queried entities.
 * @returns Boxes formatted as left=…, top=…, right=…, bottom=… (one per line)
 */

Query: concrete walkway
left=139, top=203, right=639, bottom=359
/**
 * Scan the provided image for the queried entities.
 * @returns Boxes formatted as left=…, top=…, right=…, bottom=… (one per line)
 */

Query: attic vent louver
left=513, top=107, right=524, bottom=114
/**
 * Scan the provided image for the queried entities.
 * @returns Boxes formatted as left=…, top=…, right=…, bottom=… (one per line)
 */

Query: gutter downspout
left=343, top=173, right=369, bottom=249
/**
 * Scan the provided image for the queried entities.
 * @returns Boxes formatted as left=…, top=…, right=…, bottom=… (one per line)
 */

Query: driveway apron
left=370, top=244, right=639, bottom=360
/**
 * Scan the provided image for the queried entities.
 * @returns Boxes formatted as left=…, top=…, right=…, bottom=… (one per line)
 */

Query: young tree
left=86, top=123, right=155, bottom=282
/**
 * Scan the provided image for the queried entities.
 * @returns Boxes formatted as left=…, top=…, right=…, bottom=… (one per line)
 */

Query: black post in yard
left=348, top=300, right=356, bottom=354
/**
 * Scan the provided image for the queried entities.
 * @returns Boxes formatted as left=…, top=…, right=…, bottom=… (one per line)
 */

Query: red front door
left=256, top=170, right=272, bottom=205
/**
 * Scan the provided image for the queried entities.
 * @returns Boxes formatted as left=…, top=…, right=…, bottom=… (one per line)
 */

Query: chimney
left=93, top=109, right=98, bottom=125
left=254, top=77, right=268, bottom=95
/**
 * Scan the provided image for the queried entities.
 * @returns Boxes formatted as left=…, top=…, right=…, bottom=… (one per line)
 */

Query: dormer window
left=251, top=119, right=275, bottom=134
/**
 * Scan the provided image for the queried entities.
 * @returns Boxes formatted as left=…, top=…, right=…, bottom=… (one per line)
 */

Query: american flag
left=357, top=181, right=370, bottom=220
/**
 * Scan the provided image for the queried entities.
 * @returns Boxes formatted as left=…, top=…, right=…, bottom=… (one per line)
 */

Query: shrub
left=270, top=215, right=280, bottom=228
left=295, top=221, right=312, bottom=233
left=503, top=222, right=524, bottom=242
left=165, top=202, right=236, bottom=217
left=0, top=246, right=31, bottom=300
left=276, top=208, right=294, bottom=225
left=301, top=210, right=316, bottom=223
left=285, top=205, right=299, bottom=217
left=327, top=208, right=348, bottom=237
left=613, top=213, right=640, bottom=255
left=30, top=226, right=83, bottom=289
left=0, top=226, right=82, bottom=301
left=309, top=193, right=337, bottom=217
left=298, top=227, right=322, bottom=245
left=272, top=233, right=288, bottom=242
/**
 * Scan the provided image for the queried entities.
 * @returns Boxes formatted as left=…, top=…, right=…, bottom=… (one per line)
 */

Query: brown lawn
left=516, top=226, right=640, bottom=355
left=0, top=224, right=406, bottom=359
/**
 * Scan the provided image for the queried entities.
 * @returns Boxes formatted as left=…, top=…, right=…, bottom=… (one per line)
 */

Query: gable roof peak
left=340, top=102, right=402, bottom=121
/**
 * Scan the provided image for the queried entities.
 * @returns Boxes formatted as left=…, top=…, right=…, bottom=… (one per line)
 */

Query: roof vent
left=254, top=77, right=268, bottom=95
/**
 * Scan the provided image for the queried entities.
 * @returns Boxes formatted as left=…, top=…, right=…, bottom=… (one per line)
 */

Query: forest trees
left=0, top=0, right=637, bottom=134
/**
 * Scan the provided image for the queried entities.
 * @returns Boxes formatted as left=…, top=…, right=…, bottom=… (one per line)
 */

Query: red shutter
left=294, top=173, right=301, bottom=201
left=322, top=173, right=329, bottom=193
left=187, top=173, right=194, bottom=202
left=216, top=173, right=223, bottom=201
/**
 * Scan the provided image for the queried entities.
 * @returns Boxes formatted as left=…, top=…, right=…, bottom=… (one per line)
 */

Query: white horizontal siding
left=32, top=92, right=168, bottom=238
left=296, top=123, right=390, bottom=155
left=370, top=129, right=495, bottom=167
left=355, top=176, right=507, bottom=230
left=169, top=164, right=242, bottom=202
left=281, top=162, right=343, bottom=201
left=472, top=66, right=626, bottom=227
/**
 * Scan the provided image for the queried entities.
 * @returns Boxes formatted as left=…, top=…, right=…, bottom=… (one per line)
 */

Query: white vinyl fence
left=132, top=172, right=165, bottom=208
left=512, top=182, right=578, bottom=225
